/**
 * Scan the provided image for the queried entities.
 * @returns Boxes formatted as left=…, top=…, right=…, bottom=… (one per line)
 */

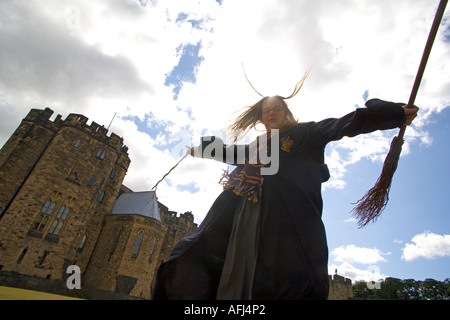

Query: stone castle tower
left=0, top=108, right=196, bottom=299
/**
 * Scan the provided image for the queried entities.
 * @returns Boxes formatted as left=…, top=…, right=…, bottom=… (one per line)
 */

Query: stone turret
left=0, top=107, right=130, bottom=281
left=328, top=274, right=353, bottom=300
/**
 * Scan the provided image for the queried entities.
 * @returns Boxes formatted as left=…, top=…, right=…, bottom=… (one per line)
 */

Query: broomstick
left=352, top=0, right=448, bottom=228
left=151, top=146, right=191, bottom=191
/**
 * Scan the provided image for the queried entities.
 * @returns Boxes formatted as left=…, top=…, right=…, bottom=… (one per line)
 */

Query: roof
left=110, top=191, right=161, bottom=221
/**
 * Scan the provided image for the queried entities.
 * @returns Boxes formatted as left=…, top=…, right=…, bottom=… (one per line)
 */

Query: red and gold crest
left=281, top=136, right=294, bottom=152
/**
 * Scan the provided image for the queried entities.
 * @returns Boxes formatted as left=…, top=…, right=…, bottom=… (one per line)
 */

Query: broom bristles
left=352, top=133, right=405, bottom=228
left=351, top=0, right=448, bottom=228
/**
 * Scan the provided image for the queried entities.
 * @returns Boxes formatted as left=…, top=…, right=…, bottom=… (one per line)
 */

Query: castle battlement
left=24, top=107, right=54, bottom=122
left=24, top=108, right=127, bottom=154
left=23, top=108, right=60, bottom=132
left=328, top=274, right=353, bottom=300
left=329, top=274, right=352, bottom=285
left=179, top=211, right=195, bottom=222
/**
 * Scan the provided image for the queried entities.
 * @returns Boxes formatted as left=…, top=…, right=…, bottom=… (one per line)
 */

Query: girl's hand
left=404, top=105, right=419, bottom=125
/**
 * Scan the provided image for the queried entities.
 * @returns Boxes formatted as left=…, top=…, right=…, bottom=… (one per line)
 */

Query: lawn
left=0, top=286, right=84, bottom=300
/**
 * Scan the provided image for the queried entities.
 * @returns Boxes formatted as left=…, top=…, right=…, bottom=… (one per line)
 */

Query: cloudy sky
left=1, top=0, right=449, bottom=284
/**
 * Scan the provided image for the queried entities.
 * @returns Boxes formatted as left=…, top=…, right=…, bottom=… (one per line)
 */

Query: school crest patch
left=281, top=136, right=294, bottom=152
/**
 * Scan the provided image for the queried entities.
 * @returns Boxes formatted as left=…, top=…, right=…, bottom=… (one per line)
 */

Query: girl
left=153, top=86, right=418, bottom=300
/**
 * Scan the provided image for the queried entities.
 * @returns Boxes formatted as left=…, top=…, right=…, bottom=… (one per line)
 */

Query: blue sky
left=324, top=107, right=450, bottom=281
left=0, top=0, right=448, bottom=284
left=165, top=41, right=204, bottom=99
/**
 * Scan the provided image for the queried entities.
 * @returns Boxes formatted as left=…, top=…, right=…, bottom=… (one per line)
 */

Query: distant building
left=0, top=108, right=196, bottom=299
left=328, top=274, right=353, bottom=300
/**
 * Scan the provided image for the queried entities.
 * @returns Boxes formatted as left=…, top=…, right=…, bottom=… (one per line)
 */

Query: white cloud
left=108, top=117, right=227, bottom=223
left=331, top=244, right=389, bottom=265
left=401, top=232, right=450, bottom=262
left=328, top=262, right=388, bottom=283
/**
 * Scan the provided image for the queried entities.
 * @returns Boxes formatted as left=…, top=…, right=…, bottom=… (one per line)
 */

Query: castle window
left=38, top=250, right=50, bottom=266
left=96, top=149, right=106, bottom=159
left=149, top=238, right=157, bottom=262
left=88, top=175, right=95, bottom=186
left=16, top=247, right=28, bottom=264
left=109, top=169, right=115, bottom=179
left=32, top=200, right=56, bottom=231
left=48, top=206, right=70, bottom=236
left=99, top=192, right=105, bottom=203
left=74, top=139, right=81, bottom=148
left=79, top=234, right=87, bottom=250
left=132, top=232, right=144, bottom=256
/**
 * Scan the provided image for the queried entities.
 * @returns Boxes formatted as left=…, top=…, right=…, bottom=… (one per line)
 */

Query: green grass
left=0, top=286, right=84, bottom=300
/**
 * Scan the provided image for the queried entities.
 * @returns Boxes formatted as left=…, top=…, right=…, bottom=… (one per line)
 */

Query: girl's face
left=261, top=97, right=287, bottom=130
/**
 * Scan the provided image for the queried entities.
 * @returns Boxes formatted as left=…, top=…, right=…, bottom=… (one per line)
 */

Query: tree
left=375, top=277, right=403, bottom=300
left=352, top=277, right=450, bottom=300
left=419, top=278, right=448, bottom=300
left=353, top=281, right=370, bottom=299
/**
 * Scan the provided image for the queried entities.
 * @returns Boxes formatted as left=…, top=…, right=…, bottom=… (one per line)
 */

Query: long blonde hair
left=228, top=69, right=310, bottom=142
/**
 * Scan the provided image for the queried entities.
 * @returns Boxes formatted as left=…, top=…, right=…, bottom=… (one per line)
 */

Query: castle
left=0, top=108, right=197, bottom=299
left=0, top=107, right=352, bottom=300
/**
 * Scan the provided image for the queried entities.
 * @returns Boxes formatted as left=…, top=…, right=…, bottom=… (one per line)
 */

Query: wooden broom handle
left=398, top=0, right=448, bottom=139
left=407, top=0, right=448, bottom=107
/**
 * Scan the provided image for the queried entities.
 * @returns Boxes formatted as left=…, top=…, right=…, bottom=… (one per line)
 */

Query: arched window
left=48, top=206, right=71, bottom=236
left=74, top=139, right=81, bottom=148
left=79, top=234, right=87, bottom=250
left=132, top=232, right=144, bottom=256
left=38, top=250, right=50, bottom=266
left=149, top=238, right=157, bottom=262
left=16, top=247, right=28, bottom=264
left=32, top=200, right=56, bottom=231
left=88, top=175, right=95, bottom=186
left=99, top=192, right=105, bottom=203
left=96, top=149, right=106, bottom=159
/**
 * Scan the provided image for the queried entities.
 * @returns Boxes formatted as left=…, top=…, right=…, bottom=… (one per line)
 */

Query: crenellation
left=22, top=108, right=60, bottom=134
left=54, top=114, right=63, bottom=124
left=89, top=121, right=100, bottom=133
left=62, top=114, right=125, bottom=153
left=65, top=113, right=88, bottom=126
left=328, top=274, right=353, bottom=300
left=95, top=125, right=108, bottom=138
left=24, top=108, right=54, bottom=123
left=109, top=132, right=123, bottom=149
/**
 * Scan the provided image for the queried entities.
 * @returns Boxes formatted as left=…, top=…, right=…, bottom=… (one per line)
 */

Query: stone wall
left=328, top=274, right=353, bottom=300
left=0, top=108, right=130, bottom=295
left=158, top=208, right=197, bottom=262
left=83, top=213, right=167, bottom=299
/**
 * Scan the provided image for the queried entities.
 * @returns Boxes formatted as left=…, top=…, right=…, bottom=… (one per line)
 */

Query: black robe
left=153, top=99, right=406, bottom=300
